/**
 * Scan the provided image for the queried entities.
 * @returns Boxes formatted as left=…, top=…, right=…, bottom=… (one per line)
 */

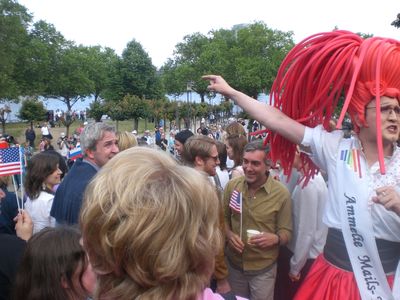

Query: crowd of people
left=0, top=29, right=400, bottom=300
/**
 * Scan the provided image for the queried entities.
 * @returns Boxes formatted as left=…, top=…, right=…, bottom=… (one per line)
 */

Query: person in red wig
left=203, top=30, right=400, bottom=300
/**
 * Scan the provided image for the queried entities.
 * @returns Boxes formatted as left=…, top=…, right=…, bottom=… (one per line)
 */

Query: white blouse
left=25, top=191, right=56, bottom=234
left=301, top=125, right=400, bottom=241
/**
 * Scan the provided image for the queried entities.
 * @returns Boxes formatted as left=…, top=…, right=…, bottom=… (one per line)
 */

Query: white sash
left=337, top=138, right=399, bottom=300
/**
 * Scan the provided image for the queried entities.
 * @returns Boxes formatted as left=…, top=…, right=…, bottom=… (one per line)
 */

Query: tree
left=16, top=20, right=70, bottom=96
left=161, top=22, right=294, bottom=103
left=105, top=101, right=128, bottom=132
left=43, top=45, right=95, bottom=134
left=392, top=13, right=400, bottom=28
left=162, top=32, right=212, bottom=102
left=220, top=101, right=233, bottom=120
left=0, top=0, right=32, bottom=100
left=164, top=100, right=177, bottom=128
left=18, top=98, right=47, bottom=129
left=46, top=45, right=94, bottom=111
left=148, top=99, right=168, bottom=129
left=122, top=95, right=150, bottom=130
left=87, top=101, right=107, bottom=122
left=83, top=46, right=119, bottom=102
left=101, top=55, right=125, bottom=102
left=120, top=39, right=163, bottom=99
left=218, top=22, right=294, bottom=98
left=159, top=59, right=186, bottom=99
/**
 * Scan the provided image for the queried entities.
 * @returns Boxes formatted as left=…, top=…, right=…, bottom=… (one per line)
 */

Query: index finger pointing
left=202, top=75, right=216, bottom=81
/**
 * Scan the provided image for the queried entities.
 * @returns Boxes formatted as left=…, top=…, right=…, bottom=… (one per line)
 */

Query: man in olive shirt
left=224, top=140, right=292, bottom=300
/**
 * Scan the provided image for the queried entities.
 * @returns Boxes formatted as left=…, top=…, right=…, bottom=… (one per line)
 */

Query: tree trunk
left=66, top=124, right=70, bottom=137
left=1, top=120, right=5, bottom=135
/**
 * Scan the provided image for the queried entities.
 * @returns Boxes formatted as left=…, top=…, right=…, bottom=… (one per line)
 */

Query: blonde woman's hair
left=80, top=147, right=221, bottom=300
left=116, top=131, right=137, bottom=151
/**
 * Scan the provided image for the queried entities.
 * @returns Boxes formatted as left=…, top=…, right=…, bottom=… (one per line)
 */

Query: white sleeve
left=289, top=182, right=319, bottom=276
left=300, top=125, right=343, bottom=172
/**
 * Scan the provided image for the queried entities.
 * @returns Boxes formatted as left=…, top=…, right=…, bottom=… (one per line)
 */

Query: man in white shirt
left=275, top=151, right=328, bottom=299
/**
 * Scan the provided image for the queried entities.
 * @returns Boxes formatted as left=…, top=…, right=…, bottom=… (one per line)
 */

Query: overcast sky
left=18, top=0, right=400, bottom=68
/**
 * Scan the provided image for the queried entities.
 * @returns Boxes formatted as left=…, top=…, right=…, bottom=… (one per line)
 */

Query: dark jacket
left=24, top=129, right=36, bottom=142
left=0, top=234, right=26, bottom=300
left=50, top=159, right=97, bottom=225
left=0, top=188, right=18, bottom=235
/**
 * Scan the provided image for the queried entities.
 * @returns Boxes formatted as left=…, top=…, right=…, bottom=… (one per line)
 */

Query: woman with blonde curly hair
left=116, top=131, right=137, bottom=151
left=80, top=147, right=240, bottom=299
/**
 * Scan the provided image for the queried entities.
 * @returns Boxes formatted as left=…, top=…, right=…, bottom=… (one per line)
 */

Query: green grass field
left=5, top=119, right=157, bottom=147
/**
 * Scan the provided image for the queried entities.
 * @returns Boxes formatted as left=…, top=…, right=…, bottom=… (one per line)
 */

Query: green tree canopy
left=87, top=101, right=107, bottom=122
left=120, top=39, right=163, bottom=100
left=18, top=98, right=47, bottom=128
left=45, top=45, right=94, bottom=111
left=0, top=0, right=32, bottom=99
left=83, top=46, right=119, bottom=102
left=161, top=22, right=295, bottom=102
left=17, top=20, right=69, bottom=96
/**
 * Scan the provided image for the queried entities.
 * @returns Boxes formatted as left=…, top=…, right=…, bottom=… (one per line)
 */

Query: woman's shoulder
left=37, top=191, right=55, bottom=202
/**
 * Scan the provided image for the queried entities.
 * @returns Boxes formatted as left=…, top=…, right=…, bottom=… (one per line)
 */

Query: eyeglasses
left=366, top=105, right=400, bottom=116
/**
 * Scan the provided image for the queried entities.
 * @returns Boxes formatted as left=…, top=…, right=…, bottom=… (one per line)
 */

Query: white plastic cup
left=247, top=229, right=261, bottom=243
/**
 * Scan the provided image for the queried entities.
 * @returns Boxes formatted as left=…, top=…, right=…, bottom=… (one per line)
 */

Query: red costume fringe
left=266, top=30, right=400, bottom=182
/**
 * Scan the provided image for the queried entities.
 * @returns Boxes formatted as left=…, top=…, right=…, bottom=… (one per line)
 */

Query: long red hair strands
left=266, top=30, right=400, bottom=182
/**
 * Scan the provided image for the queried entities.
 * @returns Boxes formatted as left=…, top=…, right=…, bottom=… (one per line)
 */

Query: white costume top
left=301, top=125, right=400, bottom=241
left=287, top=173, right=328, bottom=276
left=216, top=167, right=229, bottom=190
left=25, top=191, right=56, bottom=234
left=41, top=126, right=50, bottom=136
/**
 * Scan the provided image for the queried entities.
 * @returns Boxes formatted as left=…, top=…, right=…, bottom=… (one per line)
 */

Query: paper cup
left=247, top=229, right=261, bottom=243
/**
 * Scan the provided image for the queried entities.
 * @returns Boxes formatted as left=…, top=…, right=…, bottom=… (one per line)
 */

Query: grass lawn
left=4, top=119, right=158, bottom=147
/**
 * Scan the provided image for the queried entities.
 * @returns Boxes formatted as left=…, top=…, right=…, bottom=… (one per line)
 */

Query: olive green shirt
left=224, top=175, right=292, bottom=272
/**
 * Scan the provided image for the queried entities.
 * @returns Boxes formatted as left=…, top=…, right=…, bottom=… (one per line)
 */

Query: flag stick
left=240, top=193, right=243, bottom=240
left=19, top=147, right=24, bottom=210
left=12, top=175, right=21, bottom=212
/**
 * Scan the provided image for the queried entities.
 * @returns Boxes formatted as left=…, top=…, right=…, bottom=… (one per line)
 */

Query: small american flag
left=229, top=189, right=242, bottom=213
left=0, top=147, right=21, bottom=176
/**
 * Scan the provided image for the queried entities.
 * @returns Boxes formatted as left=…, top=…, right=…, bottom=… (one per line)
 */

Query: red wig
left=268, top=30, right=400, bottom=181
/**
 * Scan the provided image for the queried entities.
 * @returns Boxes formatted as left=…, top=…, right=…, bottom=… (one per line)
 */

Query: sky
left=18, top=0, right=400, bottom=69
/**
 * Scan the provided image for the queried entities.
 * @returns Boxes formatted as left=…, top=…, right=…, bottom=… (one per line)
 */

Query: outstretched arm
left=203, top=75, right=305, bottom=145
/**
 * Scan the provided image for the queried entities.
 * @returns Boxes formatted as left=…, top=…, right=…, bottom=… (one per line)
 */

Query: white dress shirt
left=287, top=173, right=328, bottom=276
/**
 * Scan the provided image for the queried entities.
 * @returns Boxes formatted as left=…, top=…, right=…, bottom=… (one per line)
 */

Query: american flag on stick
left=0, top=147, right=22, bottom=177
left=229, top=189, right=242, bottom=213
